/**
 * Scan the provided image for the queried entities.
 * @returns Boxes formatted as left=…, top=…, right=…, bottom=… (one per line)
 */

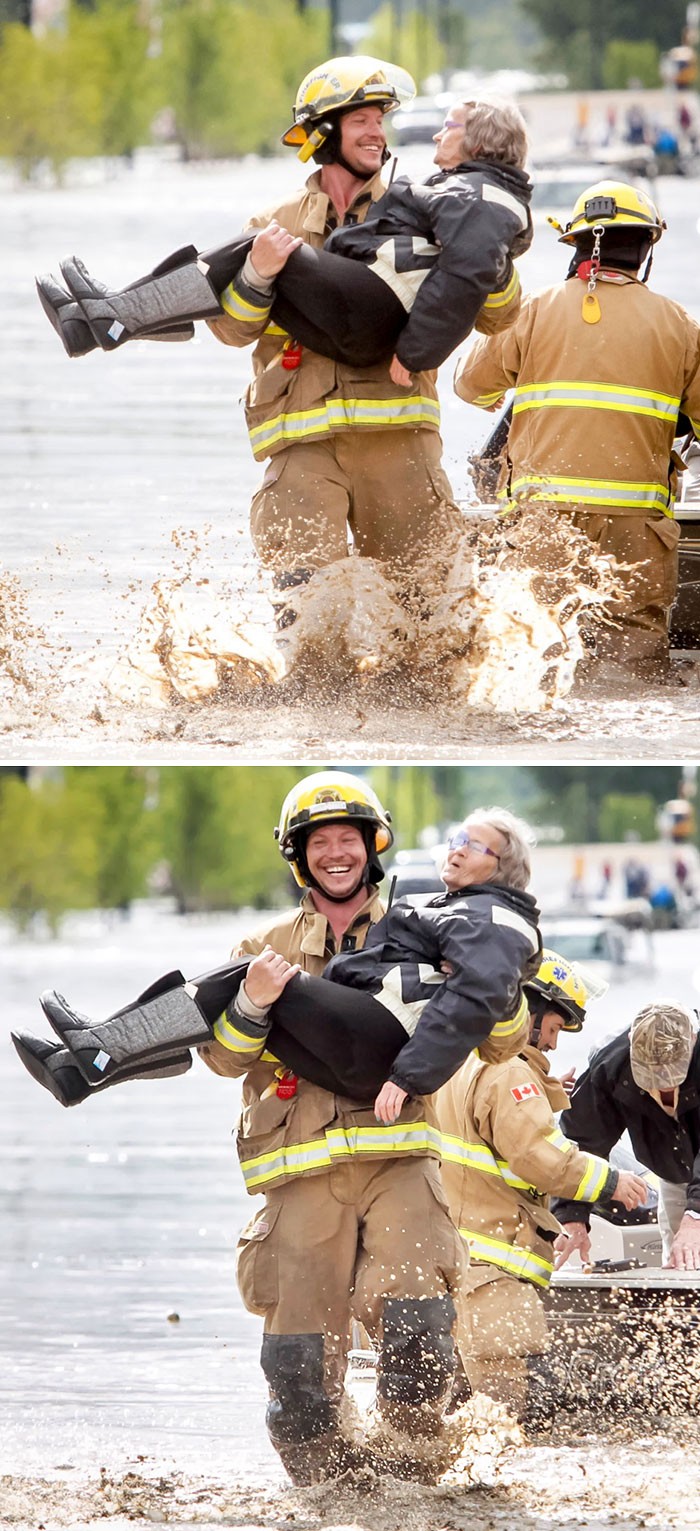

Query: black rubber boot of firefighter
left=521, top=1351, right=565, bottom=1431
left=11, top=1031, right=193, bottom=1108
left=40, top=969, right=211, bottom=1086
left=35, top=273, right=99, bottom=358
left=60, top=248, right=222, bottom=351
left=377, top=1294, right=456, bottom=1418
left=272, top=567, right=313, bottom=631
left=261, top=1332, right=344, bottom=1482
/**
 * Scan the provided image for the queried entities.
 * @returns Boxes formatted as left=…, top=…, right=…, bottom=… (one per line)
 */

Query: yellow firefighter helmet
left=281, top=55, right=416, bottom=161
left=275, top=770, right=393, bottom=888
left=557, top=179, right=666, bottom=245
left=524, top=949, right=591, bottom=1031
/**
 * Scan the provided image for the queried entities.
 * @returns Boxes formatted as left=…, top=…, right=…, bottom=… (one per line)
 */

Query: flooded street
left=3, top=898, right=700, bottom=1528
left=4, top=148, right=700, bottom=759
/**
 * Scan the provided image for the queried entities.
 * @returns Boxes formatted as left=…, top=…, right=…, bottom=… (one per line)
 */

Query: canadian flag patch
left=511, top=1081, right=543, bottom=1103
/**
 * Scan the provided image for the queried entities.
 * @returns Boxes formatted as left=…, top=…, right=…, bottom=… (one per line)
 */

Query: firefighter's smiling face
left=305, top=822, right=368, bottom=898
left=339, top=105, right=387, bottom=177
left=440, top=818, right=506, bottom=891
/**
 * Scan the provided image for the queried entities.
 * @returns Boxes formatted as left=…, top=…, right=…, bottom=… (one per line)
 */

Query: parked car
left=388, top=95, right=447, bottom=146
left=539, top=914, right=629, bottom=983
left=384, top=848, right=444, bottom=900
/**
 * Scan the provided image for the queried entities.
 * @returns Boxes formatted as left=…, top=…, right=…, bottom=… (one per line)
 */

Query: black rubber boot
left=11, top=1031, right=192, bottom=1108
left=40, top=969, right=212, bottom=1086
left=37, top=267, right=197, bottom=355
left=60, top=247, right=222, bottom=350
left=35, top=273, right=99, bottom=358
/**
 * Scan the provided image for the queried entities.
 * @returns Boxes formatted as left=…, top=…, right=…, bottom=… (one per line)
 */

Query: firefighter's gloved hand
left=553, top=1222, right=591, bottom=1269
left=243, top=945, right=300, bottom=1008
left=666, top=1212, right=700, bottom=1271
left=374, top=1079, right=408, bottom=1124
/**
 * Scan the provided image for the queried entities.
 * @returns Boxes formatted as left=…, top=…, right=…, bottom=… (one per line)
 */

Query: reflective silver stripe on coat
left=513, top=381, right=680, bottom=421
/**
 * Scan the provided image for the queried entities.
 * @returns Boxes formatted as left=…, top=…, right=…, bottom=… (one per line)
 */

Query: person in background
left=553, top=1000, right=700, bottom=1271
left=454, top=180, right=700, bottom=685
left=435, top=952, right=646, bottom=1425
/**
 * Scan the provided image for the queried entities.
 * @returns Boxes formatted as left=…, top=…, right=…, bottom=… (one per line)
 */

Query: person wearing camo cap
left=551, top=1000, right=700, bottom=1271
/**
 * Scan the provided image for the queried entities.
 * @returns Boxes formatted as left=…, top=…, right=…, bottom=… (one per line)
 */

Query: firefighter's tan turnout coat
left=199, top=888, right=464, bottom=1402
left=435, top=1026, right=617, bottom=1409
left=455, top=272, right=700, bottom=667
left=207, top=169, right=522, bottom=581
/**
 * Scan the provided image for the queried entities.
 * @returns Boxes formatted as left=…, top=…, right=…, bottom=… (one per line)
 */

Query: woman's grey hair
left=459, top=97, right=529, bottom=169
left=466, top=805, right=535, bottom=889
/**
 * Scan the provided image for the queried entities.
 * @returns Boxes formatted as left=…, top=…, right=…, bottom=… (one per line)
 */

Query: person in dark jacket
left=552, top=1000, right=700, bottom=1271
left=14, top=807, right=541, bottom=1126
left=37, top=97, right=532, bottom=378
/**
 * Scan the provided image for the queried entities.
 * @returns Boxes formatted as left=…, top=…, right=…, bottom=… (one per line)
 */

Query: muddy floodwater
left=2, top=900, right=700, bottom=1528
left=4, top=150, right=700, bottom=760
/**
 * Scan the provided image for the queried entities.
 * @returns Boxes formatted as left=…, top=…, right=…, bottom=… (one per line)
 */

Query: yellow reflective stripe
left=472, top=389, right=507, bottom=408
left=241, top=1119, right=441, bottom=1190
left=220, top=282, right=272, bottom=323
left=265, top=321, right=289, bottom=337
left=483, top=269, right=520, bottom=309
left=690, top=417, right=700, bottom=438
left=491, top=994, right=529, bottom=1037
left=249, top=394, right=441, bottom=451
left=544, top=1126, right=571, bottom=1154
left=574, top=1153, right=611, bottom=1202
left=213, top=1011, right=267, bottom=1055
left=513, top=380, right=680, bottom=421
left=460, top=1227, right=554, bottom=1288
left=508, top=474, right=672, bottom=514
left=439, top=1133, right=533, bottom=1192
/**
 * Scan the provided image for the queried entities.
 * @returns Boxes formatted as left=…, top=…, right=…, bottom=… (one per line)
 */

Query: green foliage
left=154, top=766, right=301, bottom=911
left=364, top=3, right=446, bottom=90
left=602, top=40, right=660, bottom=90
left=0, top=766, right=691, bottom=932
left=0, top=3, right=159, bottom=179
left=598, top=793, right=657, bottom=843
left=0, top=20, right=102, bottom=179
left=518, top=0, right=688, bottom=87
left=160, top=0, right=325, bottom=159
left=0, top=776, right=98, bottom=932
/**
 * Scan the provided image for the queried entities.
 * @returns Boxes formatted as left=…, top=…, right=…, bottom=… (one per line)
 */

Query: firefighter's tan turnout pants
left=455, top=1261, right=549, bottom=1419
left=237, top=1155, right=464, bottom=1450
left=571, top=508, right=680, bottom=672
left=250, top=429, right=462, bottom=584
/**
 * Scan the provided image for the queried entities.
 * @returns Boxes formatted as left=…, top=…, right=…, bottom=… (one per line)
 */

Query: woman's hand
left=250, top=221, right=303, bottom=279
left=390, top=355, right=413, bottom=387
left=374, top=1080, right=409, bottom=1124
left=243, top=945, right=301, bottom=1007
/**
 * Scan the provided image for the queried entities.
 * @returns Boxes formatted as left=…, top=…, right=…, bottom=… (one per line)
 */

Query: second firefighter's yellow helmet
left=557, top=179, right=666, bottom=246
left=275, top=769, right=393, bottom=888
left=281, top=55, right=416, bottom=161
left=524, top=949, right=590, bottom=1031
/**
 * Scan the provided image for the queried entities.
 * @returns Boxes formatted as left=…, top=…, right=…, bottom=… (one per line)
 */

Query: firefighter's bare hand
left=374, top=1080, right=409, bottom=1123
left=666, top=1212, right=700, bottom=1271
left=559, top=1066, right=576, bottom=1096
left=613, top=1170, right=648, bottom=1211
left=243, top=946, right=301, bottom=1007
left=250, top=222, right=303, bottom=279
left=553, top=1222, right=591, bottom=1269
left=390, top=355, right=413, bottom=387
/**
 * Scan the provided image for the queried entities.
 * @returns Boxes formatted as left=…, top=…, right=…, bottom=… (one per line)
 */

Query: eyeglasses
left=440, top=119, right=464, bottom=132
left=447, top=829, right=500, bottom=861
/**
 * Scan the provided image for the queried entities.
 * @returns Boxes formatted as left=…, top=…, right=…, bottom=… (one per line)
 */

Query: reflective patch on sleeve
left=481, top=182, right=529, bottom=230
left=491, top=903, right=539, bottom=952
left=510, top=1081, right=543, bottom=1103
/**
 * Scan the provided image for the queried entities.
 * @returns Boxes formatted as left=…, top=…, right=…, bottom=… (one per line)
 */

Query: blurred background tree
left=0, top=765, right=692, bottom=932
